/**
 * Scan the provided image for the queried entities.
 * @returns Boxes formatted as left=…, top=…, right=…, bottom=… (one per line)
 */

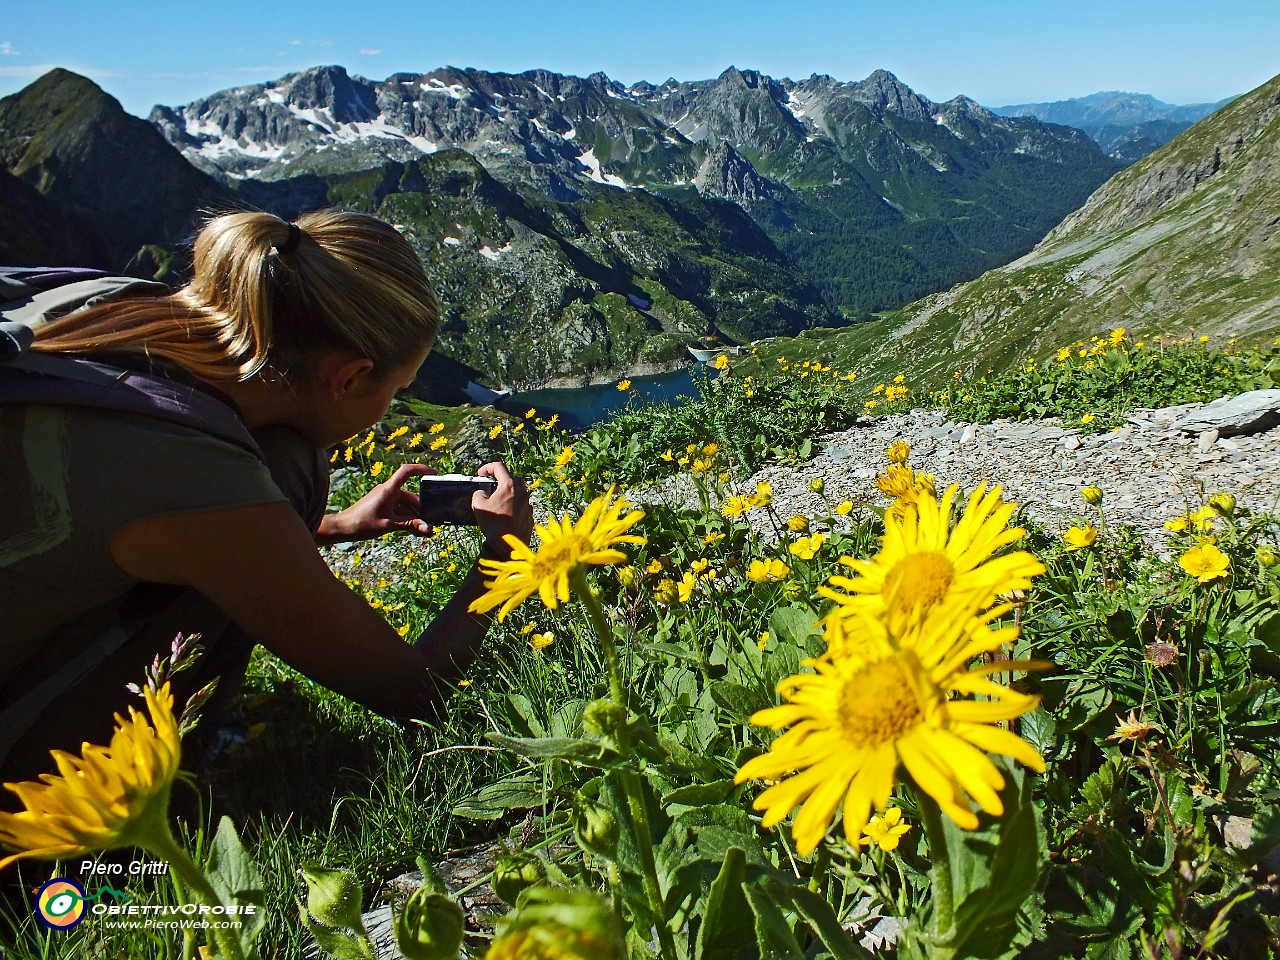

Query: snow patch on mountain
left=577, top=148, right=628, bottom=188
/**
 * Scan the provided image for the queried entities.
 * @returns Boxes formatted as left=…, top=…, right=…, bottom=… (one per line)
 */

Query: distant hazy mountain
left=992, top=91, right=1233, bottom=164
left=830, top=71, right=1280, bottom=387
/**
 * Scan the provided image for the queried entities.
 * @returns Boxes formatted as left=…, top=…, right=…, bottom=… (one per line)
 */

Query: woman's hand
left=316, top=463, right=437, bottom=544
left=473, top=462, right=534, bottom=556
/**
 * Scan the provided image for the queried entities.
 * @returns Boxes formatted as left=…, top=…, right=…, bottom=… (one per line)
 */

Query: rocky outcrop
left=694, top=142, right=781, bottom=202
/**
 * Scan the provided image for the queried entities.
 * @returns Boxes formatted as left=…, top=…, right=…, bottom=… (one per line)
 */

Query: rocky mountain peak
left=694, top=141, right=779, bottom=203
left=850, top=69, right=933, bottom=122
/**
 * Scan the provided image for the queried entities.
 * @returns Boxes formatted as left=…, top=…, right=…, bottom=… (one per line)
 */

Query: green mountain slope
left=286, top=151, right=829, bottom=386
left=0, top=69, right=221, bottom=270
left=808, top=70, right=1280, bottom=388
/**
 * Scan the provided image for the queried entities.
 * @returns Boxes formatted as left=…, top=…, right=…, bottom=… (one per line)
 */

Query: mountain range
left=0, top=63, right=1216, bottom=389
left=815, top=70, right=1280, bottom=388
left=993, top=91, right=1232, bottom=164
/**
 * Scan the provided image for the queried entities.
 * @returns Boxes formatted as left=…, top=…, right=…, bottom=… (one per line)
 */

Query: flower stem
left=571, top=568, right=676, bottom=960
left=574, top=569, right=626, bottom=705
left=619, top=769, right=678, bottom=960
left=145, top=828, right=247, bottom=960
left=918, top=793, right=955, bottom=939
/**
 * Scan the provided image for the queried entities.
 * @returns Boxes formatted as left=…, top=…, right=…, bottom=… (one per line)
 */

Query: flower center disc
left=530, top=538, right=582, bottom=580
left=882, top=550, right=955, bottom=616
left=837, top=655, right=925, bottom=749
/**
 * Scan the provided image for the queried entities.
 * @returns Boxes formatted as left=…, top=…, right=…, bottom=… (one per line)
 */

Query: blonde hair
left=33, top=209, right=440, bottom=383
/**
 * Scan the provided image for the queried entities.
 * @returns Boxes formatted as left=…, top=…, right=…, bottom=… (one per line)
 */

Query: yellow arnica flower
left=736, top=606, right=1044, bottom=855
left=429, top=422, right=445, bottom=433
left=1063, top=524, right=1097, bottom=552
left=835, top=500, right=854, bottom=516
left=885, top=441, right=911, bottom=465
left=0, top=684, right=181, bottom=870
left=553, top=445, right=576, bottom=471
left=752, top=481, right=773, bottom=507
left=874, top=464, right=935, bottom=507
left=721, top=495, right=754, bottom=518
left=713, top=354, right=730, bottom=370
left=854, top=806, right=912, bottom=851
left=787, top=515, right=810, bottom=533
left=469, top=487, right=645, bottom=620
left=530, top=632, right=555, bottom=651
left=1178, top=542, right=1229, bottom=583
left=820, top=483, right=1045, bottom=635
left=616, top=379, right=632, bottom=391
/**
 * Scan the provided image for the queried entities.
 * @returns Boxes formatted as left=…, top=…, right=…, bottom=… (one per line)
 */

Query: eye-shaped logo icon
left=36, top=878, right=88, bottom=930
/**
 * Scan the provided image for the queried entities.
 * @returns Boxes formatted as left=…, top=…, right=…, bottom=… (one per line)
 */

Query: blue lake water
left=496, top=365, right=709, bottom=428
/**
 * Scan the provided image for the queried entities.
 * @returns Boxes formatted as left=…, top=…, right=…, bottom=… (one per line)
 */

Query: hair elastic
left=274, top=222, right=303, bottom=255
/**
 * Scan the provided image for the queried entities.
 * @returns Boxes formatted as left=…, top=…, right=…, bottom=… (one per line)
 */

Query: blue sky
left=2, top=0, right=1276, bottom=117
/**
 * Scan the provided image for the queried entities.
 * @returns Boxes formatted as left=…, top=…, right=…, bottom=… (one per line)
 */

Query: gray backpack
left=0, top=266, right=261, bottom=457
left=0, top=267, right=261, bottom=766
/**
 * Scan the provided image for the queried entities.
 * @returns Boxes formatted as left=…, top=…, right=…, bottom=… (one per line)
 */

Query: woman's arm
left=109, top=463, right=532, bottom=719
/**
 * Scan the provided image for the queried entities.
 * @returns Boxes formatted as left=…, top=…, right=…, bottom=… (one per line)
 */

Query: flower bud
left=581, top=699, right=627, bottom=739
left=300, top=864, right=365, bottom=932
left=808, top=477, right=825, bottom=494
left=573, top=794, right=619, bottom=859
left=393, top=887, right=465, bottom=960
left=486, top=889, right=624, bottom=960
left=1209, top=492, right=1236, bottom=515
left=1257, top=545, right=1279, bottom=568
left=1081, top=485, right=1103, bottom=506
left=492, top=851, right=546, bottom=906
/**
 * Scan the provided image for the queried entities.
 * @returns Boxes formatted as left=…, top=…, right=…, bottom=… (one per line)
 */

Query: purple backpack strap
left=0, top=353, right=263, bottom=460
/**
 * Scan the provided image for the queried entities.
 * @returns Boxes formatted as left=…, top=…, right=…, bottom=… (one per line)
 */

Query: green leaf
left=709, top=681, right=772, bottom=723
left=503, top=693, right=546, bottom=737
left=1073, top=758, right=1122, bottom=821
left=662, top=779, right=736, bottom=808
left=927, top=760, right=1047, bottom=959
left=744, top=882, right=805, bottom=960
left=768, top=880, right=875, bottom=959
left=485, top=732, right=615, bottom=764
left=451, top=772, right=545, bottom=820
left=768, top=604, right=820, bottom=650
left=203, top=816, right=266, bottom=955
left=696, top=848, right=754, bottom=960
left=639, top=641, right=704, bottom=664
left=675, top=804, right=765, bottom=866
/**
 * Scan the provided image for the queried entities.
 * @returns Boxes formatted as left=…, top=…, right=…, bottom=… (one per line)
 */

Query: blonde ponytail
left=33, top=210, right=440, bottom=384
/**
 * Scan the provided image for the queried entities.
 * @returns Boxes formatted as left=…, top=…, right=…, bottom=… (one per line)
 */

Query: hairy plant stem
left=146, top=828, right=247, bottom=960
left=574, top=568, right=677, bottom=960
left=918, top=793, right=955, bottom=939
left=574, top=570, right=626, bottom=705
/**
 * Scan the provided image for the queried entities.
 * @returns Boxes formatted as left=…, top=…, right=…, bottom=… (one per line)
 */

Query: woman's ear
left=316, top=352, right=376, bottom=402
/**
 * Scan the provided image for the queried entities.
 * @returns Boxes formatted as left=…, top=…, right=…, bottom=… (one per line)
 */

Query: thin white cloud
left=311, top=39, right=332, bottom=47
left=0, top=41, right=20, bottom=56
left=359, top=48, right=382, bottom=56
left=288, top=39, right=302, bottom=46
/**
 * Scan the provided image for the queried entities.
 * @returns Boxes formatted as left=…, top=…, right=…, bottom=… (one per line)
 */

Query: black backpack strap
left=0, top=353, right=263, bottom=460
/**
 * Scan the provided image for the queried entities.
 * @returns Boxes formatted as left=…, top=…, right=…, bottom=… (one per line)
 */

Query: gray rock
left=1174, top=390, right=1280, bottom=437
left=1198, top=429, right=1220, bottom=453
left=1064, top=435, right=1082, bottom=451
